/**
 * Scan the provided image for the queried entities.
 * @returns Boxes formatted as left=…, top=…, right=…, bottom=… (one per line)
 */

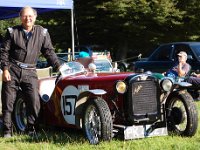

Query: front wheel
left=166, top=92, right=198, bottom=136
left=83, top=98, right=113, bottom=144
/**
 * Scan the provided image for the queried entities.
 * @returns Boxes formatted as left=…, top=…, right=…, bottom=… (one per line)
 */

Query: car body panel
left=40, top=72, right=132, bottom=128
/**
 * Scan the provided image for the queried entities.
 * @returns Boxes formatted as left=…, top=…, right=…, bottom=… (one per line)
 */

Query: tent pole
left=71, top=1, right=75, bottom=60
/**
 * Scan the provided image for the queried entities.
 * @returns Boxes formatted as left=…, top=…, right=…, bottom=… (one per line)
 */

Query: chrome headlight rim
left=160, top=77, right=174, bottom=92
left=115, top=80, right=127, bottom=94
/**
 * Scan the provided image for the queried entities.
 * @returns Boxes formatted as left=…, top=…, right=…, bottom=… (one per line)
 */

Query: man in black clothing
left=0, top=6, right=61, bottom=138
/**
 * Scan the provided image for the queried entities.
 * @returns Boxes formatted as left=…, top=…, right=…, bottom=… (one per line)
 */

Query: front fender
left=75, top=89, right=107, bottom=115
left=166, top=89, right=192, bottom=103
left=174, top=81, right=192, bottom=88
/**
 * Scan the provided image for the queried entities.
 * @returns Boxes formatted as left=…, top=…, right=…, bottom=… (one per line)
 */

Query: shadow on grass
left=0, top=125, right=88, bottom=144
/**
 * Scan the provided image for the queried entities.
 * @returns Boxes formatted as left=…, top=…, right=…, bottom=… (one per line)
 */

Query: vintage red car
left=12, top=61, right=198, bottom=144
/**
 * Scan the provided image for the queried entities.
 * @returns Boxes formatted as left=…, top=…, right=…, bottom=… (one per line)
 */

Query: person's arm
left=40, top=29, right=61, bottom=71
left=1, top=30, right=11, bottom=71
left=0, top=30, right=12, bottom=81
left=177, top=62, right=189, bottom=77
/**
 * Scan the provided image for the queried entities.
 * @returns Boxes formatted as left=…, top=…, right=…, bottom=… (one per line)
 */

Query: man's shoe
left=3, top=133, right=11, bottom=138
left=26, top=125, right=37, bottom=138
left=28, top=130, right=36, bottom=137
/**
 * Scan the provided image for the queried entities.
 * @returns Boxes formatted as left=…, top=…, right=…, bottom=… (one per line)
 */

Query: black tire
left=12, top=93, right=27, bottom=133
left=83, top=98, right=113, bottom=144
left=166, top=92, right=198, bottom=136
left=118, top=64, right=127, bottom=72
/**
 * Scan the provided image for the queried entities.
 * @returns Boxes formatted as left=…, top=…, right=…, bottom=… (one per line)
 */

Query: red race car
left=13, top=61, right=198, bottom=144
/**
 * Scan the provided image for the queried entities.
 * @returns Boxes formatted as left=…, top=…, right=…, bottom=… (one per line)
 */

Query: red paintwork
left=40, top=72, right=134, bottom=128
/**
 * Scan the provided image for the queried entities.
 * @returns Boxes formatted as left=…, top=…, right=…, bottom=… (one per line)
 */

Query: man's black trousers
left=1, top=64, right=40, bottom=134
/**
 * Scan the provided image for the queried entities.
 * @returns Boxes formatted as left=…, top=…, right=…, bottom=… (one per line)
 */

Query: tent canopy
left=0, top=0, right=73, bottom=19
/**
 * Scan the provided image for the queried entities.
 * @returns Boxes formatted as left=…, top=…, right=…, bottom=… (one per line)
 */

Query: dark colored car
left=117, top=53, right=142, bottom=72
left=134, top=42, right=200, bottom=73
left=12, top=61, right=198, bottom=144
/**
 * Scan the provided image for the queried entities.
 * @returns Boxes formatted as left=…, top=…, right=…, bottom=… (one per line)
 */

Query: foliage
left=0, top=18, right=20, bottom=37
left=37, top=10, right=72, bottom=52
left=74, top=0, right=186, bottom=59
left=1, top=1, right=200, bottom=59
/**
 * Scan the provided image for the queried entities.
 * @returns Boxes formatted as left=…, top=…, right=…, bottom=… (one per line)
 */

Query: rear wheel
left=83, top=98, right=112, bottom=144
left=166, top=92, right=198, bottom=136
left=12, top=93, right=27, bottom=133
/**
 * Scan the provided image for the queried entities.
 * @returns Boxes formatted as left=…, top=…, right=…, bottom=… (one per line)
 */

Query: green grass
left=1, top=102, right=200, bottom=150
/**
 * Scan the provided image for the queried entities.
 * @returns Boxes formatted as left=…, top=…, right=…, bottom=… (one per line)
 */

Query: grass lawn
left=0, top=102, right=200, bottom=150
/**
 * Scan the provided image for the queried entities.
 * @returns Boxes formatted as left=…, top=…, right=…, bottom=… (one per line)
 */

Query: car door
left=144, top=44, right=175, bottom=72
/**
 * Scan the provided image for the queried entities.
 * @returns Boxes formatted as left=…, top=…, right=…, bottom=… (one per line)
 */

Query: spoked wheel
left=83, top=98, right=112, bottom=144
left=12, top=93, right=27, bottom=133
left=166, top=93, right=198, bottom=136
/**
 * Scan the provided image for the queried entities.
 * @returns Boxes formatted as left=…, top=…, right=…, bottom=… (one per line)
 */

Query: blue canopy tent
left=0, top=0, right=75, bottom=59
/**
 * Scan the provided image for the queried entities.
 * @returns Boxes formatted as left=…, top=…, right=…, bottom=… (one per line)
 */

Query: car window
left=150, top=45, right=172, bottom=61
left=173, top=44, right=195, bottom=61
left=94, top=59, right=112, bottom=72
left=190, top=45, right=200, bottom=60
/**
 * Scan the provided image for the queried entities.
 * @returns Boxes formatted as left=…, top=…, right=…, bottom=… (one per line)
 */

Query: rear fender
left=38, top=77, right=56, bottom=102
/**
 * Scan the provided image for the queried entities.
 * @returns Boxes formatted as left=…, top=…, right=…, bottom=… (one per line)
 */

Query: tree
left=75, top=0, right=185, bottom=59
left=1, top=1, right=200, bottom=60
left=176, top=0, right=200, bottom=41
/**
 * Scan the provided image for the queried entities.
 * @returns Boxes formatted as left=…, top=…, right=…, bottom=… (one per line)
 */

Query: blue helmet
left=78, top=51, right=90, bottom=58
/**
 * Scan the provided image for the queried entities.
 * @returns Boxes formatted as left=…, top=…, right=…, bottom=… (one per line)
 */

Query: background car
left=117, top=53, right=142, bottom=72
left=57, top=52, right=117, bottom=73
left=94, top=59, right=118, bottom=72
left=36, top=59, right=49, bottom=68
left=134, top=42, right=200, bottom=73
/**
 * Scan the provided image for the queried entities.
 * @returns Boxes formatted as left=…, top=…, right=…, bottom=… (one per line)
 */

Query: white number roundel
left=60, top=85, right=79, bottom=125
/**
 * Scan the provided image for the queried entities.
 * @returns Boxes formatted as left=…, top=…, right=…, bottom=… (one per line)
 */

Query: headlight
left=160, top=78, right=173, bottom=92
left=116, top=81, right=127, bottom=94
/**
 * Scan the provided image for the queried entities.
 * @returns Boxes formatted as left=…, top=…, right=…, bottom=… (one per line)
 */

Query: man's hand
left=3, top=69, right=11, bottom=81
left=178, top=61, right=185, bottom=67
left=177, top=62, right=185, bottom=77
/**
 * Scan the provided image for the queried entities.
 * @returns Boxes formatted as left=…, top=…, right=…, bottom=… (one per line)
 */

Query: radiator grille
left=126, top=79, right=160, bottom=123
left=132, top=80, right=158, bottom=114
